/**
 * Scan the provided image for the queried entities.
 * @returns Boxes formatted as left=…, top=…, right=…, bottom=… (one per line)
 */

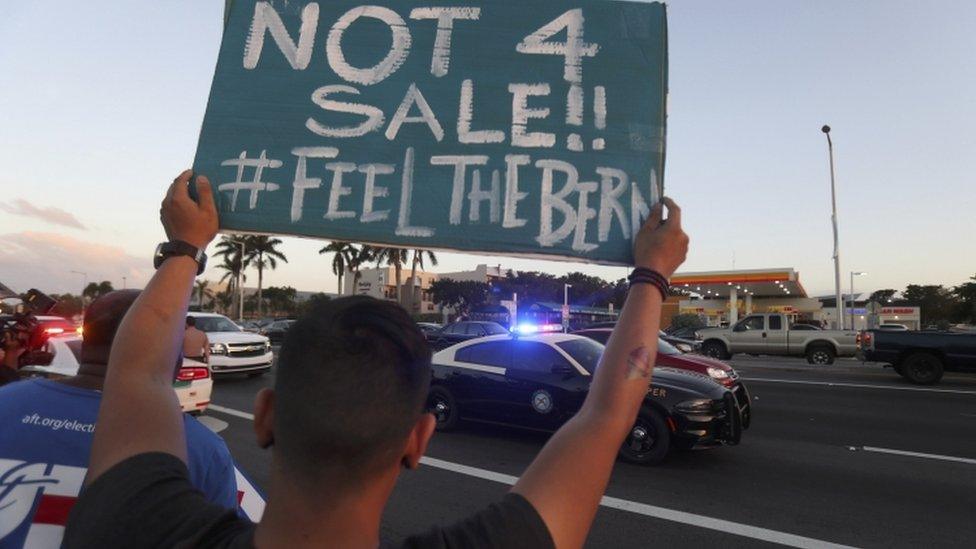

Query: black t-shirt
left=64, top=453, right=554, bottom=549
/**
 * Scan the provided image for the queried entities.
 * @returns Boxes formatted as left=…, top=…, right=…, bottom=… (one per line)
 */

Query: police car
left=19, top=334, right=213, bottom=414
left=427, top=327, right=750, bottom=464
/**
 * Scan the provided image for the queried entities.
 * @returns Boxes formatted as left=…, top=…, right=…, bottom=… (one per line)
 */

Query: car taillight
left=176, top=367, right=210, bottom=381
left=862, top=332, right=872, bottom=349
left=44, top=327, right=65, bottom=335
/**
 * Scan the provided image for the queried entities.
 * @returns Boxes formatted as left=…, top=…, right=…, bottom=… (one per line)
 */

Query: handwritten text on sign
left=194, top=0, right=668, bottom=264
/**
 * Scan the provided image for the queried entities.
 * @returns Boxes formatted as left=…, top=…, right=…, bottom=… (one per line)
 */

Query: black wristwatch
left=154, top=240, right=207, bottom=275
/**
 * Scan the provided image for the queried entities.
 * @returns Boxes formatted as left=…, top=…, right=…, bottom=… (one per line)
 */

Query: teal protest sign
left=194, top=0, right=667, bottom=264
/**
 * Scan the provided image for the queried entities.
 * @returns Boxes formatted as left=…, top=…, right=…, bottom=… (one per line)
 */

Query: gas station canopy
left=670, top=268, right=807, bottom=299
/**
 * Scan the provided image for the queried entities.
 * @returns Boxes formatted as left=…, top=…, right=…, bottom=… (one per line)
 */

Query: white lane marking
left=741, top=377, right=976, bottom=395
left=208, top=404, right=256, bottom=420
left=861, top=446, right=976, bottom=465
left=213, top=407, right=855, bottom=547
left=197, top=415, right=229, bottom=434
left=420, top=459, right=854, bottom=548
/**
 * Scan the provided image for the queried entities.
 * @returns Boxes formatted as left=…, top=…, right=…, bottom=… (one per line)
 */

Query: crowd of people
left=0, top=171, right=688, bottom=548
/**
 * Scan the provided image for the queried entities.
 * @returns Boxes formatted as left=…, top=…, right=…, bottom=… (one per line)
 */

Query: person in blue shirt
left=0, top=290, right=239, bottom=549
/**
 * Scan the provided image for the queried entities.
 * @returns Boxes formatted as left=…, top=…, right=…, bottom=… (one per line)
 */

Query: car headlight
left=209, top=343, right=228, bottom=355
left=676, top=399, right=715, bottom=413
left=676, top=343, right=692, bottom=353
left=706, top=367, right=729, bottom=380
left=265, top=340, right=272, bottom=351
left=694, top=331, right=703, bottom=340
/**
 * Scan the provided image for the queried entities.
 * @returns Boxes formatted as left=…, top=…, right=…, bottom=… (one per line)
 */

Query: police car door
left=450, top=341, right=513, bottom=422
left=508, top=341, right=584, bottom=430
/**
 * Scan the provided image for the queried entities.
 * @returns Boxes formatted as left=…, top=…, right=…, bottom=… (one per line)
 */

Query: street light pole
left=822, top=125, right=844, bottom=330
left=562, top=283, right=573, bottom=333
left=850, top=271, right=867, bottom=329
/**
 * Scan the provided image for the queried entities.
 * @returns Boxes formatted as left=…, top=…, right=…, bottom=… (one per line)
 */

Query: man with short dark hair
left=64, top=171, right=688, bottom=548
left=183, top=315, right=210, bottom=362
left=0, top=290, right=239, bottom=548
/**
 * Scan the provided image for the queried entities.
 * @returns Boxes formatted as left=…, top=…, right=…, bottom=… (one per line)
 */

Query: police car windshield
left=193, top=316, right=241, bottom=333
left=555, top=338, right=604, bottom=374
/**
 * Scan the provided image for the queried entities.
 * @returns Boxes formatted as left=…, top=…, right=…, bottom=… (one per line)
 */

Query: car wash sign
left=194, top=0, right=667, bottom=264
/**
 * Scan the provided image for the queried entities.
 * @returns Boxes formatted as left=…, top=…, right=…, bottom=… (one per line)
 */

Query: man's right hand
left=161, top=170, right=218, bottom=250
left=633, top=197, right=689, bottom=278
left=513, top=198, right=689, bottom=548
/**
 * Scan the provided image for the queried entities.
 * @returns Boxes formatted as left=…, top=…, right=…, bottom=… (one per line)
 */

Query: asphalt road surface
left=203, top=353, right=976, bottom=548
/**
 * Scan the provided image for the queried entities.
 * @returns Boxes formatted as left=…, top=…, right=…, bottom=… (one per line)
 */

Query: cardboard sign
left=194, top=0, right=667, bottom=264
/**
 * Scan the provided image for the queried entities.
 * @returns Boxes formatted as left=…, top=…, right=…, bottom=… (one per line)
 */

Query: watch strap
left=155, top=240, right=207, bottom=275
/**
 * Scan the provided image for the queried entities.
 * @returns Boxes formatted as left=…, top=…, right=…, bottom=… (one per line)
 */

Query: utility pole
left=822, top=125, right=844, bottom=330
left=231, top=239, right=246, bottom=321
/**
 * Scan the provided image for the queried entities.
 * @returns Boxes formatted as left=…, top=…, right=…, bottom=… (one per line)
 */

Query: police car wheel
left=427, top=386, right=461, bottom=431
left=619, top=410, right=670, bottom=465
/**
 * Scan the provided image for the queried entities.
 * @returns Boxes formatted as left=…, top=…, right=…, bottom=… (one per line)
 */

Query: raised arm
left=512, top=198, right=688, bottom=548
left=86, top=171, right=218, bottom=485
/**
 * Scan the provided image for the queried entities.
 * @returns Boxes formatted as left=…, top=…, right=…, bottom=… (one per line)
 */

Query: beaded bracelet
left=627, top=268, right=669, bottom=300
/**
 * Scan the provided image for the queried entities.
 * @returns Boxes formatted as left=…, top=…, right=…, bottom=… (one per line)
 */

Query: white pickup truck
left=696, top=313, right=858, bottom=364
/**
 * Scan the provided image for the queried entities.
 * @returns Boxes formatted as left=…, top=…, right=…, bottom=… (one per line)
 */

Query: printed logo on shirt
left=20, top=413, right=96, bottom=433
left=0, top=460, right=86, bottom=547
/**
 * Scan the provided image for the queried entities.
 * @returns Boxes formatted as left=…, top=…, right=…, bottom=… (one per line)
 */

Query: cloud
left=0, top=198, right=86, bottom=229
left=0, top=232, right=150, bottom=295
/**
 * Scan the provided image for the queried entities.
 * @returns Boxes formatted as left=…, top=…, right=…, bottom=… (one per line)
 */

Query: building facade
left=342, top=264, right=510, bottom=316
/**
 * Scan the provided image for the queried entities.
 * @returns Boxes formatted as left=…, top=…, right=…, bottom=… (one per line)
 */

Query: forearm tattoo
left=626, top=346, right=653, bottom=380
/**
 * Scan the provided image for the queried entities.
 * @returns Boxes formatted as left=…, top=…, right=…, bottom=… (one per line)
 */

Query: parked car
left=20, top=334, right=212, bottom=414
left=665, top=325, right=703, bottom=340
left=240, top=319, right=269, bottom=333
left=659, top=331, right=702, bottom=353
left=428, top=333, right=749, bottom=464
left=572, top=328, right=741, bottom=388
left=33, top=315, right=81, bottom=336
left=261, top=319, right=296, bottom=344
left=426, top=321, right=509, bottom=350
left=696, top=313, right=858, bottom=364
left=187, top=312, right=273, bottom=376
left=417, top=322, right=443, bottom=336
left=858, top=329, right=976, bottom=384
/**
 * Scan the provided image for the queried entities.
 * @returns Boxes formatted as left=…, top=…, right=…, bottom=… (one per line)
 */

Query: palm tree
left=82, top=281, right=114, bottom=301
left=214, top=290, right=234, bottom=315
left=214, top=234, right=250, bottom=312
left=408, top=249, right=438, bottom=311
left=372, top=247, right=408, bottom=304
left=319, top=241, right=355, bottom=295
left=194, top=280, right=214, bottom=310
left=213, top=235, right=249, bottom=306
left=214, top=251, right=247, bottom=316
left=348, top=245, right=375, bottom=295
left=244, top=236, right=288, bottom=316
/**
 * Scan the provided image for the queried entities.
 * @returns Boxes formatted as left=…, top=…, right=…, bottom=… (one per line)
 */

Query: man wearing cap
left=0, top=290, right=239, bottom=548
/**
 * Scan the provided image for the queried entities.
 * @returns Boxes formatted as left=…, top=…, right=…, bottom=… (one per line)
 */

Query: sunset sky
left=1, top=0, right=973, bottom=298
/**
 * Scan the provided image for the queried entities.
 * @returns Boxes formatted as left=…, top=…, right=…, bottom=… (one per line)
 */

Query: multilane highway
left=200, top=354, right=976, bottom=548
